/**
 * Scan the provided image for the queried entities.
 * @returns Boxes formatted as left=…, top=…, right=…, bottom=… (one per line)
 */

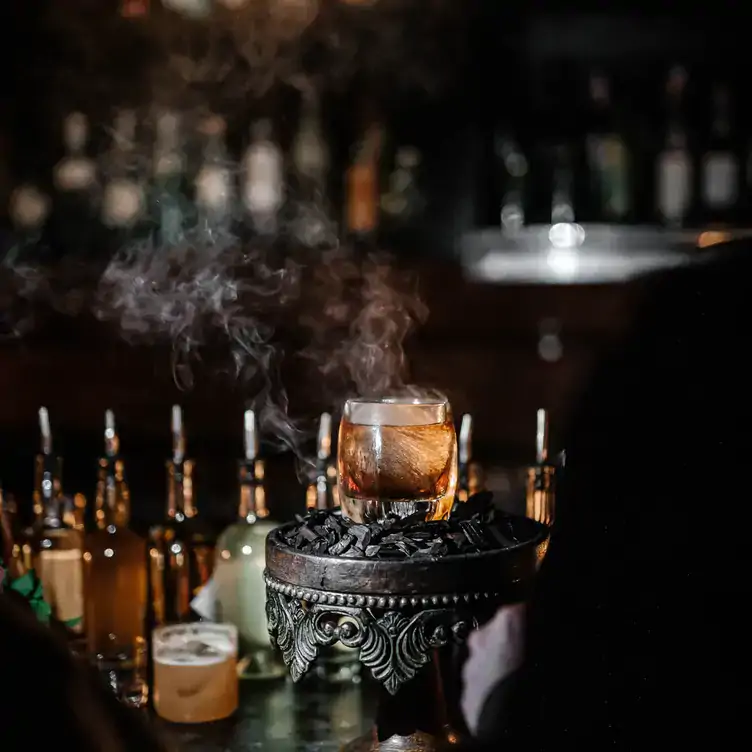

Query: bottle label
left=294, top=128, right=327, bottom=182
left=38, top=549, right=83, bottom=631
left=102, top=179, right=144, bottom=227
left=213, top=558, right=270, bottom=649
left=657, top=150, right=691, bottom=222
left=703, top=151, right=737, bottom=209
left=54, top=158, right=96, bottom=192
left=245, top=147, right=283, bottom=215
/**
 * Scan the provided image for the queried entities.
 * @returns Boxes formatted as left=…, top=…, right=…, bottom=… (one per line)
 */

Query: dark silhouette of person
left=461, top=242, right=751, bottom=749
left=0, top=590, right=170, bottom=752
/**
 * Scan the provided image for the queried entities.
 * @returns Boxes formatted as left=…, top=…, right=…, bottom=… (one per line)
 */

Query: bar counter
left=156, top=679, right=376, bottom=751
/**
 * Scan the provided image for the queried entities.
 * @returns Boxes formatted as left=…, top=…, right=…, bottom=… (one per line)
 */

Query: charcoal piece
left=350, top=525, right=372, bottom=550
left=381, top=533, right=404, bottom=544
left=448, top=532, right=466, bottom=548
left=299, top=526, right=319, bottom=542
left=365, top=545, right=381, bottom=557
left=428, top=540, right=448, bottom=556
left=459, top=520, right=488, bottom=550
left=341, top=547, right=365, bottom=558
left=451, top=491, right=494, bottom=521
left=486, top=524, right=514, bottom=549
left=324, top=515, right=343, bottom=533
left=312, top=539, right=329, bottom=554
left=329, top=533, right=355, bottom=556
left=294, top=513, right=306, bottom=524
left=392, top=511, right=429, bottom=529
left=394, top=540, right=413, bottom=556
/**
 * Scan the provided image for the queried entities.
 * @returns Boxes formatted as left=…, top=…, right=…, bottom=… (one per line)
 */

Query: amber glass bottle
left=149, top=406, right=215, bottom=625
left=83, top=410, right=147, bottom=671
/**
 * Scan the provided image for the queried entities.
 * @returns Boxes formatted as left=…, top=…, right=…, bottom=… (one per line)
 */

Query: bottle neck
left=238, top=460, right=267, bottom=522
left=34, top=454, right=64, bottom=527
left=306, top=456, right=337, bottom=511
left=167, top=460, right=196, bottom=520
left=96, top=456, right=131, bottom=528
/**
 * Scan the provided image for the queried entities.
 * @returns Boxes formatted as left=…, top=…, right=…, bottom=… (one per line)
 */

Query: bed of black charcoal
left=281, top=492, right=541, bottom=560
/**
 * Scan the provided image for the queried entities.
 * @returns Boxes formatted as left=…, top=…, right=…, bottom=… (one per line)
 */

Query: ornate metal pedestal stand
left=265, top=518, right=548, bottom=751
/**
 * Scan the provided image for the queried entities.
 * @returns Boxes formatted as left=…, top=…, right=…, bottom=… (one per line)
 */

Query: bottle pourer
left=35, top=407, right=61, bottom=523
left=307, top=413, right=335, bottom=511
left=458, top=414, right=484, bottom=502
left=167, top=405, right=194, bottom=520
left=239, top=409, right=267, bottom=521
left=525, top=409, right=556, bottom=526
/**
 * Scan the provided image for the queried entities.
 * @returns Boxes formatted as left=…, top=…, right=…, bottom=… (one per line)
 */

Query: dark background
left=0, top=1, right=743, bottom=525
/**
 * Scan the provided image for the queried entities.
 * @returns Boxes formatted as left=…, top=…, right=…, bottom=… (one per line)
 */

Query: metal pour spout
left=525, top=408, right=556, bottom=527
left=34, top=407, right=63, bottom=524
left=458, top=414, right=484, bottom=502
left=167, top=405, right=195, bottom=519
left=96, top=410, right=128, bottom=529
left=239, top=410, right=267, bottom=521
left=307, top=413, right=337, bottom=511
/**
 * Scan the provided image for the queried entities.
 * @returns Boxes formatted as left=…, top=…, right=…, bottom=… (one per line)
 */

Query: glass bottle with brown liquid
left=27, top=408, right=85, bottom=634
left=83, top=410, right=148, bottom=699
left=149, top=406, right=216, bottom=626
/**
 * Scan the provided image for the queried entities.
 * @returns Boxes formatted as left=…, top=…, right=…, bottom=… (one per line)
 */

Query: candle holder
left=265, top=507, right=548, bottom=751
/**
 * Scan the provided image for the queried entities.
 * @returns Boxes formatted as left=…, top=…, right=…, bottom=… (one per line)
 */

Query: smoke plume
left=1, top=0, right=468, bottom=469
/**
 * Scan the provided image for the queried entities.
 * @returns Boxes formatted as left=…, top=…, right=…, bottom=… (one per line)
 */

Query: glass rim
left=343, top=395, right=447, bottom=407
left=343, top=396, right=449, bottom=426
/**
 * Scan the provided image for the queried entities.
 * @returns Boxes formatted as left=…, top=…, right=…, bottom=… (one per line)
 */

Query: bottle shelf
left=460, top=224, right=748, bottom=285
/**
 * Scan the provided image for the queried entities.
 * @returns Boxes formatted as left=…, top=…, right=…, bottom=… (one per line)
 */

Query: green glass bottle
left=214, top=410, right=285, bottom=680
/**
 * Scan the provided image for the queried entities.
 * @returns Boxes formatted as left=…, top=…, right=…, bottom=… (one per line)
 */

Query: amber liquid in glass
left=338, top=399, right=458, bottom=522
left=152, top=623, right=238, bottom=724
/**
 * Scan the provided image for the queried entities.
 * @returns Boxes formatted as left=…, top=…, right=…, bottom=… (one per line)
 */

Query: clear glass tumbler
left=152, top=622, right=238, bottom=724
left=337, top=396, right=458, bottom=524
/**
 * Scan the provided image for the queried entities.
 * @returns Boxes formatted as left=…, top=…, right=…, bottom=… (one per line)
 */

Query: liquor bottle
left=214, top=410, right=285, bottom=680
left=306, top=413, right=338, bottom=511
left=7, top=183, right=50, bottom=264
left=1, top=486, right=24, bottom=580
left=585, top=72, right=630, bottom=222
left=656, top=66, right=693, bottom=227
left=495, top=132, right=528, bottom=234
left=457, top=414, right=484, bottom=503
left=194, top=114, right=233, bottom=238
left=101, top=109, right=146, bottom=234
left=83, top=410, right=148, bottom=685
left=525, top=409, right=556, bottom=528
left=148, top=406, right=215, bottom=625
left=701, top=83, right=738, bottom=222
left=345, top=107, right=383, bottom=248
left=151, top=109, right=188, bottom=247
left=242, top=119, right=284, bottom=237
left=51, top=112, right=99, bottom=259
left=31, top=407, right=85, bottom=633
left=293, top=85, right=329, bottom=189
left=291, top=84, right=332, bottom=247
left=381, top=146, right=425, bottom=228
left=551, top=144, right=575, bottom=224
